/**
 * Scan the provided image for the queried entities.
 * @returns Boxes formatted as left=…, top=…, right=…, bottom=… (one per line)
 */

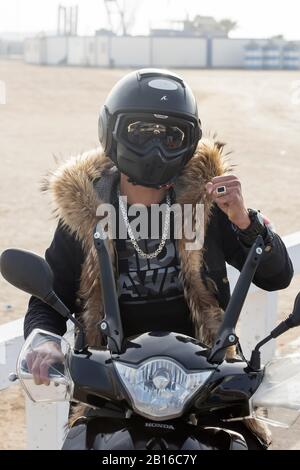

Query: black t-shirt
left=114, top=197, right=195, bottom=338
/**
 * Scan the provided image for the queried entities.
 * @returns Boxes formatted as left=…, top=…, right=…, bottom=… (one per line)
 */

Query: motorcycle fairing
left=62, top=416, right=248, bottom=450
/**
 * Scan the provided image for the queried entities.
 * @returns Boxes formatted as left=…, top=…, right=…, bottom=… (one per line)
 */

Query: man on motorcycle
left=23, top=69, right=293, bottom=449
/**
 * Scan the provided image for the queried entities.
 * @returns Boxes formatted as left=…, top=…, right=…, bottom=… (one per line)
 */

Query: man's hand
left=205, top=175, right=251, bottom=230
left=26, top=341, right=64, bottom=386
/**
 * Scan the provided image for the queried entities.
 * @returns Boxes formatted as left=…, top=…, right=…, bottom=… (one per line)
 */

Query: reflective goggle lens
left=127, top=121, right=185, bottom=150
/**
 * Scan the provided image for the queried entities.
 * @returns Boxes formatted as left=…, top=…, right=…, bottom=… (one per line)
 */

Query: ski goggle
left=126, top=121, right=185, bottom=150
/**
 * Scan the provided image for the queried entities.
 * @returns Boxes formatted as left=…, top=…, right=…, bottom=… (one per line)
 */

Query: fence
left=0, top=232, right=299, bottom=449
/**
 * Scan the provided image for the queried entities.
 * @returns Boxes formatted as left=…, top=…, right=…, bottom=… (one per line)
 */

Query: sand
left=0, top=60, right=299, bottom=449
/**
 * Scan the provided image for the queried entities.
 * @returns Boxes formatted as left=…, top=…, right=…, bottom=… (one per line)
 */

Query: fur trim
left=175, top=139, right=230, bottom=204
left=42, top=148, right=112, bottom=242
left=42, top=148, right=116, bottom=346
left=42, top=139, right=232, bottom=348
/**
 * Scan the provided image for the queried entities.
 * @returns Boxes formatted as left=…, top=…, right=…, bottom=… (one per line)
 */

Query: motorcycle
left=1, top=228, right=300, bottom=450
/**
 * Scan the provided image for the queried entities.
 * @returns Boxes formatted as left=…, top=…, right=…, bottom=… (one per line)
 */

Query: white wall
left=24, top=37, right=46, bottom=64
left=94, top=36, right=110, bottom=67
left=67, top=37, right=88, bottom=66
left=24, top=37, right=67, bottom=65
left=110, top=37, right=151, bottom=67
left=84, top=36, right=97, bottom=66
left=45, top=37, right=68, bottom=65
left=67, top=36, right=110, bottom=67
left=212, top=39, right=252, bottom=68
left=151, top=38, right=207, bottom=68
left=24, top=38, right=37, bottom=64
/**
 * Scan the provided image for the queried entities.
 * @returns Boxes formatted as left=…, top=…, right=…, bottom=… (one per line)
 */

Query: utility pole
left=57, top=4, right=79, bottom=36
left=103, top=0, right=127, bottom=36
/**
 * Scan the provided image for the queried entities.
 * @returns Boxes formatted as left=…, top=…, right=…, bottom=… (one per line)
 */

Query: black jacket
left=24, top=205, right=293, bottom=339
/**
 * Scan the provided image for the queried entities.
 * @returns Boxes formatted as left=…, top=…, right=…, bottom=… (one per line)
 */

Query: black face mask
left=116, top=142, right=192, bottom=188
left=112, top=114, right=201, bottom=188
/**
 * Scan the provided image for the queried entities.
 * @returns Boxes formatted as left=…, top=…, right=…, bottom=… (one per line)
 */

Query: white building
left=23, top=35, right=300, bottom=70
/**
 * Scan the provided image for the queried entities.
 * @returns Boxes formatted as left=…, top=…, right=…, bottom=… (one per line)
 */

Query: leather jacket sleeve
left=24, top=222, right=83, bottom=339
left=217, top=206, right=294, bottom=291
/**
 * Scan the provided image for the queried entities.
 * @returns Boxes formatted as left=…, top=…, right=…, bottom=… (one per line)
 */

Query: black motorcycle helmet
left=98, top=68, right=202, bottom=188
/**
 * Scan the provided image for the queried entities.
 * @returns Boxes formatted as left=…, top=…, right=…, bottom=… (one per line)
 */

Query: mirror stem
left=44, top=291, right=87, bottom=352
left=248, top=336, right=271, bottom=371
left=208, top=236, right=265, bottom=364
left=94, top=223, right=124, bottom=354
left=249, top=313, right=298, bottom=370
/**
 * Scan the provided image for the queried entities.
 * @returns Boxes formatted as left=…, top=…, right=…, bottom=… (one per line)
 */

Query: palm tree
left=219, top=19, right=237, bottom=36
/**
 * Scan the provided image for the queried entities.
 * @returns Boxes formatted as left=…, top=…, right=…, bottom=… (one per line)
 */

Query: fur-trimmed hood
left=43, top=139, right=231, bottom=347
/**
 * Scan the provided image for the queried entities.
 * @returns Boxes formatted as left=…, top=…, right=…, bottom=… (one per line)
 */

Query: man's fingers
left=205, top=182, right=214, bottom=194
left=31, top=353, right=51, bottom=386
left=26, top=351, right=35, bottom=371
left=206, top=177, right=241, bottom=198
left=213, top=182, right=241, bottom=196
left=212, top=187, right=240, bottom=202
left=25, top=342, right=64, bottom=386
left=27, top=351, right=43, bottom=385
left=206, top=175, right=248, bottom=226
left=39, top=360, right=51, bottom=386
left=33, top=374, right=43, bottom=386
left=211, top=175, right=239, bottom=184
left=31, top=355, right=44, bottom=385
left=215, top=180, right=240, bottom=190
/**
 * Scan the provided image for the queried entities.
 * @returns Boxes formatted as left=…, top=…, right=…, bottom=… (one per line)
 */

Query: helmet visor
left=127, top=121, right=185, bottom=150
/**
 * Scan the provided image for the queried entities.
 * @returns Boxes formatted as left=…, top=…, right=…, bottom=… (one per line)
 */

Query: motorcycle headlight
left=114, top=358, right=212, bottom=420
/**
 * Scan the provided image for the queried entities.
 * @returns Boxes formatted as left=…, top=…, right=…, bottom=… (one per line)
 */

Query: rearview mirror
left=0, top=248, right=87, bottom=352
left=0, top=249, right=54, bottom=301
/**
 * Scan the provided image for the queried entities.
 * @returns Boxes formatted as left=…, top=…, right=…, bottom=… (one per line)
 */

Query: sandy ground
left=0, top=60, right=300, bottom=450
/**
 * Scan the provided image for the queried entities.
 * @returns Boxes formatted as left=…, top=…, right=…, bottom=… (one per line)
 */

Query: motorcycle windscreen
left=17, top=329, right=73, bottom=402
left=250, top=355, right=300, bottom=428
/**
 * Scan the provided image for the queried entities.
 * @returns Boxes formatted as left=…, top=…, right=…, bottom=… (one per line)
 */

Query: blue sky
left=0, top=0, right=299, bottom=39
